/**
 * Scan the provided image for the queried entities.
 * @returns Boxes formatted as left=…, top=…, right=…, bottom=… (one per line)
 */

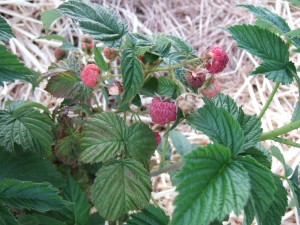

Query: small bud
left=201, top=78, right=221, bottom=98
left=150, top=97, right=177, bottom=126
left=185, top=66, right=206, bottom=89
left=205, top=45, right=229, bottom=74
left=81, top=34, right=93, bottom=44
left=154, top=132, right=161, bottom=146
left=81, top=64, right=101, bottom=87
left=54, top=48, right=67, bottom=61
left=103, top=46, right=117, bottom=61
left=108, top=83, right=123, bottom=95
left=176, top=93, right=199, bottom=115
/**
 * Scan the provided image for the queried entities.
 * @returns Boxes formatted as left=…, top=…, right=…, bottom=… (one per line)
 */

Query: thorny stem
left=151, top=160, right=183, bottom=177
left=270, top=137, right=300, bottom=148
left=258, top=82, right=280, bottom=119
left=260, top=119, right=300, bottom=141
left=160, top=124, right=170, bottom=168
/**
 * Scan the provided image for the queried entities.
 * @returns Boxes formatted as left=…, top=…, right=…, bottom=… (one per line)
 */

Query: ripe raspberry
left=82, top=43, right=94, bottom=51
left=201, top=78, right=221, bottom=98
left=186, top=66, right=206, bottom=89
left=205, top=45, right=229, bottom=74
left=150, top=98, right=177, bottom=126
left=108, top=83, right=123, bottom=95
left=54, top=48, right=67, bottom=61
left=81, top=64, right=101, bottom=87
left=103, top=46, right=117, bottom=61
left=154, top=132, right=161, bottom=146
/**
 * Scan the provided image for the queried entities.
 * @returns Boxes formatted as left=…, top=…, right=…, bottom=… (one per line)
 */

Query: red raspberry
left=82, top=43, right=94, bottom=51
left=201, top=78, right=221, bottom=98
left=54, top=48, right=67, bottom=61
left=150, top=98, right=177, bottom=126
left=186, top=66, right=206, bottom=89
left=205, top=45, right=229, bottom=74
left=108, top=83, right=123, bottom=95
left=154, top=132, right=161, bottom=146
left=103, top=46, right=117, bottom=61
left=81, top=64, right=101, bottom=87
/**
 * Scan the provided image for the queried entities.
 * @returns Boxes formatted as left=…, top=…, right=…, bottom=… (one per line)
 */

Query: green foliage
left=58, top=0, right=128, bottom=47
left=121, top=46, right=144, bottom=105
left=169, top=130, right=197, bottom=156
left=0, top=101, right=53, bottom=155
left=94, top=47, right=109, bottom=71
left=0, top=205, right=19, bottom=225
left=18, top=214, right=65, bottom=225
left=227, top=24, right=296, bottom=84
left=0, top=45, right=36, bottom=85
left=86, top=213, right=105, bottom=225
left=286, top=28, right=300, bottom=37
left=92, top=159, right=151, bottom=221
left=240, top=146, right=272, bottom=169
left=41, top=9, right=62, bottom=34
left=172, top=144, right=250, bottom=225
left=0, top=16, right=14, bottom=42
left=140, top=77, right=158, bottom=97
left=80, top=112, right=156, bottom=167
left=0, top=150, right=63, bottom=187
left=126, top=204, right=170, bottom=225
left=157, top=76, right=182, bottom=98
left=238, top=156, right=276, bottom=224
left=49, top=174, right=90, bottom=225
left=270, top=145, right=292, bottom=176
left=187, top=104, right=245, bottom=155
left=0, top=179, right=67, bottom=213
left=287, top=166, right=300, bottom=216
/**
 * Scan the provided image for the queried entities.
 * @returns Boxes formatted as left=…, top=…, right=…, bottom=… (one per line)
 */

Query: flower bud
left=54, top=48, right=67, bottom=61
left=185, top=66, right=206, bottom=89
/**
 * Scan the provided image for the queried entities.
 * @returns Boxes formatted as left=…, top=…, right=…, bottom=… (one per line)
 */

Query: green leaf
left=202, top=93, right=239, bottom=119
left=187, top=105, right=244, bottom=156
left=51, top=174, right=90, bottom=225
left=94, top=47, right=109, bottom=71
left=238, top=156, right=276, bottom=224
left=0, top=104, right=53, bottom=155
left=0, top=45, right=36, bottom=85
left=37, top=34, right=67, bottom=43
left=227, top=24, right=294, bottom=84
left=169, top=130, right=197, bottom=156
left=166, top=35, right=195, bottom=57
left=237, top=109, right=262, bottom=151
left=0, top=205, right=19, bottom=225
left=80, top=112, right=156, bottom=166
left=0, top=16, right=14, bottom=42
left=172, top=144, right=250, bottom=225
left=287, top=0, right=300, bottom=5
left=240, top=5, right=290, bottom=33
left=158, top=76, right=182, bottom=98
left=92, top=159, right=151, bottom=221
left=86, top=213, right=105, bottom=225
left=287, top=166, right=300, bottom=216
left=41, top=9, right=62, bottom=33
left=121, top=48, right=144, bottom=104
left=18, top=214, right=65, bottom=225
left=261, top=175, right=288, bottom=225
left=286, top=28, right=300, bottom=37
left=240, top=145, right=272, bottom=169
left=58, top=0, right=128, bottom=47
left=126, top=204, right=170, bottom=225
left=45, top=71, right=82, bottom=99
left=291, top=66, right=300, bottom=121
left=0, top=150, right=63, bottom=187
left=270, top=145, right=292, bottom=176
left=0, top=179, right=66, bottom=212
left=6, top=100, right=50, bottom=115
left=156, top=139, right=171, bottom=160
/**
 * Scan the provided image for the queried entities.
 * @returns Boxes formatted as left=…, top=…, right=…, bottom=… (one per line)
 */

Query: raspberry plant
left=0, top=1, right=300, bottom=225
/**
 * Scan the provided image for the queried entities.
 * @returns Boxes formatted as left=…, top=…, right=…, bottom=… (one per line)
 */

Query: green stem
left=151, top=160, right=183, bottom=177
left=258, top=82, right=280, bottom=119
left=260, top=120, right=300, bottom=141
left=270, top=137, right=300, bottom=148
left=160, top=124, right=170, bottom=168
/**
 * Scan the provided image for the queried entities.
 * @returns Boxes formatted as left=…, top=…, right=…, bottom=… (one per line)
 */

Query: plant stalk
left=260, top=119, right=300, bottom=141
left=151, top=160, right=183, bottom=177
left=258, top=82, right=280, bottom=119
left=270, top=137, right=300, bottom=148
left=160, top=124, right=170, bottom=168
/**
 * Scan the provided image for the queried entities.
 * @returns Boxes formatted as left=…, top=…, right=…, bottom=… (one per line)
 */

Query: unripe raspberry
left=108, top=83, right=123, bottom=95
left=103, top=46, right=117, bottom=61
left=154, top=132, right=161, bottom=146
left=185, top=67, right=206, bottom=89
left=176, top=93, right=199, bottom=115
left=82, top=43, right=94, bottom=51
left=205, top=45, right=229, bottom=74
left=201, top=78, right=221, bottom=98
left=81, top=64, right=101, bottom=87
left=82, top=34, right=93, bottom=44
left=150, top=98, right=177, bottom=126
left=54, top=48, right=67, bottom=61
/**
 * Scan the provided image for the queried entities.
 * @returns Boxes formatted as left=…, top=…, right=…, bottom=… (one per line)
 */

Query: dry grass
left=1, top=0, right=300, bottom=224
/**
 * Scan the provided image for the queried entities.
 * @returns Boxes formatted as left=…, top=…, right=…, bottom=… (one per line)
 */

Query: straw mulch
left=1, top=0, right=300, bottom=224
